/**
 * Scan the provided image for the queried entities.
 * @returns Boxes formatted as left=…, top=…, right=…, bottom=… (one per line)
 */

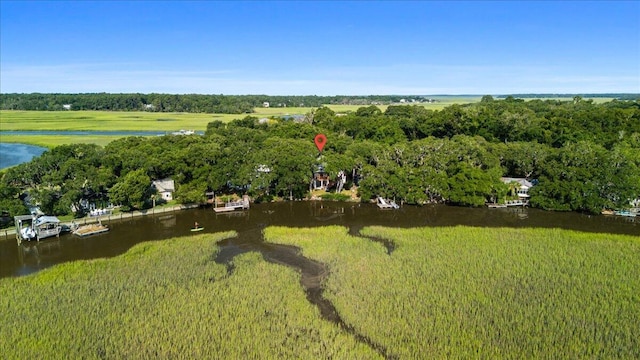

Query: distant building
left=500, top=177, right=534, bottom=200
left=62, top=104, right=72, bottom=110
left=171, top=129, right=195, bottom=135
left=311, top=165, right=329, bottom=191
left=152, top=179, right=175, bottom=201
left=263, top=101, right=270, bottom=108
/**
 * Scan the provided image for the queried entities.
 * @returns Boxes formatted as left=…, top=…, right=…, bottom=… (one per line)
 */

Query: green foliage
left=108, top=169, right=154, bottom=211
left=265, top=226, right=640, bottom=359
left=319, top=192, right=351, bottom=201
left=531, top=140, right=640, bottom=213
left=3, top=98, right=639, bottom=213
left=0, top=183, right=28, bottom=223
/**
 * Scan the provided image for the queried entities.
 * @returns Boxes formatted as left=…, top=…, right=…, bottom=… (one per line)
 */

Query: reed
left=0, top=231, right=378, bottom=359
left=3, top=226, right=637, bottom=358
left=264, top=225, right=640, bottom=358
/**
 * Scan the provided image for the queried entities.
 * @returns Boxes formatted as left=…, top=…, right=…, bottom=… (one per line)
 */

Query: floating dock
left=73, top=223, right=109, bottom=237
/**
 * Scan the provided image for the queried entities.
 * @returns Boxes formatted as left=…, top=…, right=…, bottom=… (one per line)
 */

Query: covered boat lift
left=14, top=215, right=62, bottom=244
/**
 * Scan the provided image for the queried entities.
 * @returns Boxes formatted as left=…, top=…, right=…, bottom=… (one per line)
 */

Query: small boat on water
left=73, top=223, right=109, bottom=237
left=614, top=210, right=637, bottom=218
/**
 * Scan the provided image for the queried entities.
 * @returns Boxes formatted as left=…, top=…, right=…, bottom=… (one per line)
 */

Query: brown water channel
left=2, top=201, right=638, bottom=287
left=1, top=202, right=637, bottom=356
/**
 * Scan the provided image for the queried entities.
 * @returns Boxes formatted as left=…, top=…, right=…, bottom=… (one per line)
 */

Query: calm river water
left=0, top=142, right=47, bottom=169
left=1, top=202, right=637, bottom=279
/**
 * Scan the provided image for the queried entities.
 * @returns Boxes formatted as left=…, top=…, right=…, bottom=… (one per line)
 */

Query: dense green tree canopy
left=1, top=98, right=638, bottom=222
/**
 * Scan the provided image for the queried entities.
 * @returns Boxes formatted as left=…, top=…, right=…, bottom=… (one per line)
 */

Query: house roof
left=152, top=179, right=175, bottom=192
left=500, top=177, right=534, bottom=188
left=34, top=216, right=61, bottom=225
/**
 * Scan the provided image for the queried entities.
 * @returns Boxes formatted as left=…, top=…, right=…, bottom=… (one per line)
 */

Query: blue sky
left=1, top=1, right=638, bottom=95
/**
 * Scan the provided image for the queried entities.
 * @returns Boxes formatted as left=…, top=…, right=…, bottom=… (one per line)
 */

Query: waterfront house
left=311, top=165, right=330, bottom=191
left=152, top=179, right=175, bottom=201
left=500, top=177, right=534, bottom=200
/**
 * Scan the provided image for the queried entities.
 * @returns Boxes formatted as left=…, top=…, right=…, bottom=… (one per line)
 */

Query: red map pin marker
left=314, top=133, right=327, bottom=152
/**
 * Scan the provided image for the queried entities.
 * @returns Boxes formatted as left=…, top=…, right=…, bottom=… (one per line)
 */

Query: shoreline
left=1, top=203, right=200, bottom=242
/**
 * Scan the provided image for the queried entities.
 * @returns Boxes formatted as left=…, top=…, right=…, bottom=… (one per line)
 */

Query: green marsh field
left=0, top=96, right=618, bottom=149
left=0, top=99, right=468, bottom=148
left=1, top=226, right=638, bottom=358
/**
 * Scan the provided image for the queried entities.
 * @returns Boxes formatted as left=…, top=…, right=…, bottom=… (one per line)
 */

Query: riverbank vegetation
left=2, top=226, right=637, bottom=358
left=1, top=97, right=638, bottom=223
left=0, top=231, right=379, bottom=359
left=265, top=225, right=640, bottom=358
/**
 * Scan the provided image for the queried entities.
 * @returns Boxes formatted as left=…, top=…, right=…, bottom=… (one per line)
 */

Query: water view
left=2, top=201, right=637, bottom=279
left=0, top=142, right=47, bottom=169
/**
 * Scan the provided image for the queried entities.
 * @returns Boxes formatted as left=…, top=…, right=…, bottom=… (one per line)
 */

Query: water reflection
left=0, top=202, right=637, bottom=278
left=16, top=239, right=63, bottom=276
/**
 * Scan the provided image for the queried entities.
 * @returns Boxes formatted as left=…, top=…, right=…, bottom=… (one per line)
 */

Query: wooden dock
left=213, top=195, right=250, bottom=213
left=73, top=223, right=109, bottom=237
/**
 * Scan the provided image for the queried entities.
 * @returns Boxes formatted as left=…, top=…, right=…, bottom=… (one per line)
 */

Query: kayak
left=191, top=227, right=204, bottom=232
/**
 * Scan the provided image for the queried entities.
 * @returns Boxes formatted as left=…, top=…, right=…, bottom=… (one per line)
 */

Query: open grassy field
left=0, top=101, right=467, bottom=134
left=1, top=226, right=638, bottom=358
left=0, top=134, right=124, bottom=148
left=6, top=95, right=619, bottom=149
left=265, top=226, right=640, bottom=358
left=0, top=99, right=477, bottom=148
left=0, top=231, right=378, bottom=359
left=0, top=110, right=229, bottom=131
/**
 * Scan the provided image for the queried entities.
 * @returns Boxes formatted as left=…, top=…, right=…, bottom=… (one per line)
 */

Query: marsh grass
left=0, top=231, right=378, bottom=359
left=0, top=134, right=124, bottom=148
left=265, top=225, right=640, bottom=358
left=0, top=99, right=481, bottom=148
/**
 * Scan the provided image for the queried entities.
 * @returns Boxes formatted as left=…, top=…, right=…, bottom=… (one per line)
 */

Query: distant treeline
left=0, top=93, right=427, bottom=113
left=497, top=93, right=639, bottom=100
left=2, top=97, right=639, bottom=222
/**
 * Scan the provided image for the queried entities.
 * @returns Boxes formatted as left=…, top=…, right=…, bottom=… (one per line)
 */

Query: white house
left=500, top=177, right=534, bottom=199
left=62, top=104, right=72, bottom=110
left=263, top=101, right=270, bottom=108
left=152, top=179, right=176, bottom=201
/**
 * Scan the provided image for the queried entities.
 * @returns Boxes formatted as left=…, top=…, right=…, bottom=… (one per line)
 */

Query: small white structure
left=62, top=104, right=72, bottom=110
left=377, top=197, right=399, bottom=209
left=263, top=101, right=270, bottom=108
left=501, top=177, right=534, bottom=200
left=152, top=179, right=175, bottom=201
left=256, top=164, right=271, bottom=173
left=171, top=129, right=195, bottom=135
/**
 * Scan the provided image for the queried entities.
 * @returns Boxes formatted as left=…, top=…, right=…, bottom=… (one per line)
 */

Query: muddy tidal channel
left=1, top=201, right=637, bottom=356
